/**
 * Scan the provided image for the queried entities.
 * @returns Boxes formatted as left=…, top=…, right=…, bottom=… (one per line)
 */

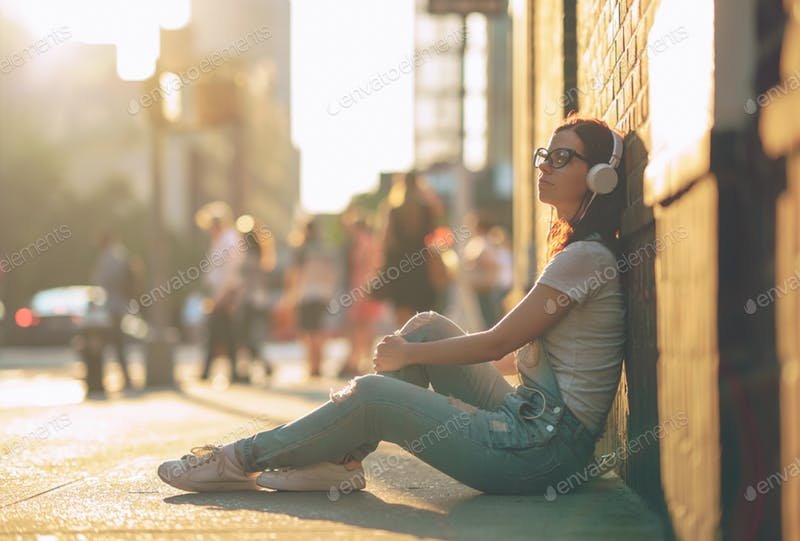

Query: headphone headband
left=607, top=130, right=623, bottom=169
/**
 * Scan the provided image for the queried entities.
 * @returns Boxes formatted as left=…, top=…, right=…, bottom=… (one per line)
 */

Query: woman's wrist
left=402, top=341, right=420, bottom=367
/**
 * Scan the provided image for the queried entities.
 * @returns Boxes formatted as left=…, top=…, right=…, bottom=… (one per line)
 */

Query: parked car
left=8, top=286, right=146, bottom=346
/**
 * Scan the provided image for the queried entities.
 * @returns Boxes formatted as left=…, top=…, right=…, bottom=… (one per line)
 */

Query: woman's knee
left=329, top=373, right=390, bottom=404
left=398, top=311, right=465, bottom=341
left=397, top=311, right=443, bottom=334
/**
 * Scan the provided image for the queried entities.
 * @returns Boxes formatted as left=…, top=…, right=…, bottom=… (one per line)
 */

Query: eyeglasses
left=533, top=147, right=591, bottom=169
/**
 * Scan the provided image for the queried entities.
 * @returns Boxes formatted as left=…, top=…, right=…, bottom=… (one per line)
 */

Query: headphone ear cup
left=586, top=164, right=618, bottom=194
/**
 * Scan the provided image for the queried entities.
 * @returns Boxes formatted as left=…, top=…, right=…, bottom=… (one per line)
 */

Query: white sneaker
left=256, top=461, right=366, bottom=493
left=157, top=445, right=259, bottom=492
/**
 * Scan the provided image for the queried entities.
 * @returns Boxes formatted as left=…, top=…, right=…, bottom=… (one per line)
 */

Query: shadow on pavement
left=162, top=476, right=666, bottom=540
left=172, top=385, right=288, bottom=425
left=164, top=490, right=483, bottom=540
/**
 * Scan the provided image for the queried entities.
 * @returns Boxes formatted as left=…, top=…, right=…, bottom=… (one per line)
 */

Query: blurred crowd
left=83, top=171, right=513, bottom=387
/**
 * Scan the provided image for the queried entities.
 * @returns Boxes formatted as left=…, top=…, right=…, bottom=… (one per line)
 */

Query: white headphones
left=575, top=130, right=623, bottom=223
left=586, top=130, right=624, bottom=194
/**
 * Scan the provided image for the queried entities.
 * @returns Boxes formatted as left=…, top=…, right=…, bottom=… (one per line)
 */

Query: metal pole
left=230, top=116, right=245, bottom=215
left=453, top=14, right=483, bottom=331
left=145, top=75, right=175, bottom=387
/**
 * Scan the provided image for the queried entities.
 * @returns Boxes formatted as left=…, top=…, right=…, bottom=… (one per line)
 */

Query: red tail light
left=15, top=308, right=39, bottom=328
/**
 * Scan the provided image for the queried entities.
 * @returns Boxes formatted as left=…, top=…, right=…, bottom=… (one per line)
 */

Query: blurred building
left=413, top=4, right=462, bottom=170
left=413, top=0, right=512, bottom=228
left=509, top=0, right=799, bottom=539
left=159, top=0, right=299, bottom=242
left=0, top=2, right=299, bottom=244
left=0, top=16, right=151, bottom=200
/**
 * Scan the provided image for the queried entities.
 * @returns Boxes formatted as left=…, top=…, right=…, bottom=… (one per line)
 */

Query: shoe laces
left=181, top=445, right=225, bottom=476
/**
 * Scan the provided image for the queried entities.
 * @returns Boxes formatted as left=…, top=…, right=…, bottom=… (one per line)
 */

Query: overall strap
left=518, top=339, right=601, bottom=441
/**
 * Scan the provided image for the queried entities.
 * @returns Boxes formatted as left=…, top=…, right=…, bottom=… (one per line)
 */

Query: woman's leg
left=200, top=309, right=221, bottom=380
left=307, top=332, right=323, bottom=377
left=343, top=313, right=373, bottom=375
left=249, top=311, right=514, bottom=466
left=385, top=311, right=514, bottom=411
left=161, top=310, right=549, bottom=494
left=233, top=312, right=517, bottom=477
left=233, top=373, right=528, bottom=493
left=222, top=311, right=244, bottom=382
left=158, top=366, right=557, bottom=494
left=332, top=311, right=514, bottom=463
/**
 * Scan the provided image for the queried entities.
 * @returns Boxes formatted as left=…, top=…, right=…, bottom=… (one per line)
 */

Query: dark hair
left=303, top=218, right=318, bottom=243
left=546, top=116, right=626, bottom=260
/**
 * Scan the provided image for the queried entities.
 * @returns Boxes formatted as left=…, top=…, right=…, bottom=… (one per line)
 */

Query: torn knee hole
left=330, top=378, right=359, bottom=403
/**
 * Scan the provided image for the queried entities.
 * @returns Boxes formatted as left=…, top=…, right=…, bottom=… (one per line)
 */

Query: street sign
left=428, top=0, right=508, bottom=15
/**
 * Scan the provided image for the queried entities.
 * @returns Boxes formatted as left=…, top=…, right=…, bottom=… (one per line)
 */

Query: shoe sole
left=256, top=472, right=366, bottom=492
left=157, top=468, right=258, bottom=492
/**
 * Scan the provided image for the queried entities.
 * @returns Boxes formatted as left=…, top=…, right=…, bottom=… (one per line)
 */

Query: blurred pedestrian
left=463, top=215, right=501, bottom=328
left=237, top=216, right=276, bottom=379
left=283, top=218, right=338, bottom=378
left=377, top=171, right=440, bottom=327
left=196, top=202, right=246, bottom=383
left=339, top=211, right=382, bottom=378
left=91, top=233, right=137, bottom=389
left=488, top=225, right=513, bottom=321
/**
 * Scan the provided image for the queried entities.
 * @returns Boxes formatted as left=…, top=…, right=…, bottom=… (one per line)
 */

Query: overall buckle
left=517, top=384, right=548, bottom=421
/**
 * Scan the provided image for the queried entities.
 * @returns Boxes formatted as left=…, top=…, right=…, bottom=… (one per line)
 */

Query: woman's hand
left=372, top=334, right=410, bottom=372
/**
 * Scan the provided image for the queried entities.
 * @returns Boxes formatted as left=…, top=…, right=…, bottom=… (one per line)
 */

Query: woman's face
left=536, top=129, right=590, bottom=212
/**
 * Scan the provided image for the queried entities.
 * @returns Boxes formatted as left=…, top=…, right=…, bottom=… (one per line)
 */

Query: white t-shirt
left=205, top=228, right=245, bottom=297
left=515, top=237, right=626, bottom=434
left=293, top=241, right=339, bottom=302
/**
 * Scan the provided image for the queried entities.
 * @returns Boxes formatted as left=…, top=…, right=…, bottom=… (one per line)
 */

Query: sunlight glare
left=159, top=72, right=183, bottom=121
left=0, top=377, right=85, bottom=407
left=1, top=0, right=191, bottom=81
left=645, top=0, right=713, bottom=202
left=291, top=0, right=415, bottom=213
left=158, top=0, right=191, bottom=30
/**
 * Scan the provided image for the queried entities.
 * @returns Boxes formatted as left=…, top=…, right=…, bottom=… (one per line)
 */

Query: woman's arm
left=373, top=282, right=575, bottom=371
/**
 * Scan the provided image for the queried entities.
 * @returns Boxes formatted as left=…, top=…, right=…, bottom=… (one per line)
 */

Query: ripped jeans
left=234, top=311, right=597, bottom=494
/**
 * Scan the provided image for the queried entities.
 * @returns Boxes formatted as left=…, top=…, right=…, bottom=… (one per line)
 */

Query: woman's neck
left=554, top=203, right=581, bottom=225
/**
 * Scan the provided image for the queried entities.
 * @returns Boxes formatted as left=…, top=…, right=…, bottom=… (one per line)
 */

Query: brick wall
left=513, top=0, right=793, bottom=537
left=776, top=154, right=800, bottom=541
left=654, top=175, right=720, bottom=540
left=526, top=0, right=720, bottom=536
left=574, top=0, right=666, bottom=508
left=760, top=1, right=800, bottom=539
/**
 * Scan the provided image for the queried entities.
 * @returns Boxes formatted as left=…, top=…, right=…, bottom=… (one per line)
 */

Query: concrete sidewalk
left=0, top=378, right=666, bottom=540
